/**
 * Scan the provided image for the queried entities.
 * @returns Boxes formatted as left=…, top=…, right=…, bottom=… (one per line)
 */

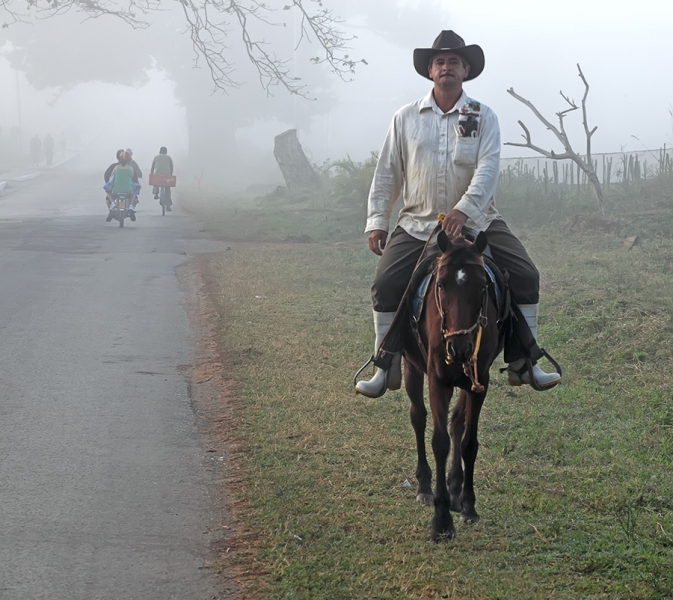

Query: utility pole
left=292, top=4, right=299, bottom=133
left=15, top=69, right=23, bottom=150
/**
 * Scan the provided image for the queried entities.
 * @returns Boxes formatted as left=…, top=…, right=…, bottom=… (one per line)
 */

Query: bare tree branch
left=506, top=86, right=571, bottom=151
left=178, top=0, right=240, bottom=92
left=1, top=0, right=363, bottom=95
left=506, top=120, right=572, bottom=159
left=577, top=64, right=597, bottom=164
left=559, top=91, right=576, bottom=111
left=505, top=64, right=606, bottom=215
left=2, top=0, right=158, bottom=28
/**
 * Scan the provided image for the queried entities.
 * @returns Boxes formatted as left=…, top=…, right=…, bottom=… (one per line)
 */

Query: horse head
left=434, top=229, right=489, bottom=366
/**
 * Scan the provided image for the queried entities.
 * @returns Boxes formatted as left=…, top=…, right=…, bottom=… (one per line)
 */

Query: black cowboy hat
left=413, top=30, right=484, bottom=81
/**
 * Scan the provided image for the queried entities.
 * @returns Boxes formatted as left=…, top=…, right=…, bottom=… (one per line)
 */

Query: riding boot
left=355, top=311, right=402, bottom=398
left=507, top=303, right=561, bottom=389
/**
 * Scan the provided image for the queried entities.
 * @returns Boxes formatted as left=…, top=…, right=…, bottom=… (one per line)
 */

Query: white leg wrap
left=518, top=303, right=539, bottom=341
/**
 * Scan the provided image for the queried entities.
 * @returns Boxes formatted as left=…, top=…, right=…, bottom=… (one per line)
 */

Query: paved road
left=0, top=167, right=230, bottom=599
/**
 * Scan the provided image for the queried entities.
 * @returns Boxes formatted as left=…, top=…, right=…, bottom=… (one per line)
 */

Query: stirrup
left=353, top=356, right=390, bottom=399
left=501, top=349, right=562, bottom=392
left=353, top=356, right=375, bottom=388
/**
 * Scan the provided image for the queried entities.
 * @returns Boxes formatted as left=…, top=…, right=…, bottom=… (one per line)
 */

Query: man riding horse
left=355, top=30, right=562, bottom=398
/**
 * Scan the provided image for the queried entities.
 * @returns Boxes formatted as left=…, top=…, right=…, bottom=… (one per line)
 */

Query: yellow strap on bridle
left=459, top=322, right=485, bottom=393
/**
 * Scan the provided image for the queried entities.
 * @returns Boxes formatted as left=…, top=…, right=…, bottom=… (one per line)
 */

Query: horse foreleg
left=458, top=389, right=486, bottom=525
left=405, top=361, right=433, bottom=505
left=448, top=390, right=467, bottom=513
left=428, top=374, right=455, bottom=541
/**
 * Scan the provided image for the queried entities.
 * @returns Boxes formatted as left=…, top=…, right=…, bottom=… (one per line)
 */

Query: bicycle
left=159, top=186, right=172, bottom=216
left=149, top=173, right=176, bottom=216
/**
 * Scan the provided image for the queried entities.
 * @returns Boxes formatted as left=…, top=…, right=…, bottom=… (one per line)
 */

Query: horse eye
left=437, top=282, right=444, bottom=290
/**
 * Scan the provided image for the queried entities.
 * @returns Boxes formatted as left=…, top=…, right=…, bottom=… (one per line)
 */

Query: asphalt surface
left=0, top=167, right=231, bottom=599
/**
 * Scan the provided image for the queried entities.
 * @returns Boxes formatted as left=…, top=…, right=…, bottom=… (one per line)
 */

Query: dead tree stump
left=273, top=129, right=318, bottom=190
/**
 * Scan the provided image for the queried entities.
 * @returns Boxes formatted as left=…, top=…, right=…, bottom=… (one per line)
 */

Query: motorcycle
left=107, top=192, right=136, bottom=227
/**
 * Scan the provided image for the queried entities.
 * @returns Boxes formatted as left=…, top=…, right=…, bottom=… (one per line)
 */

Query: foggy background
left=1, top=0, right=672, bottom=190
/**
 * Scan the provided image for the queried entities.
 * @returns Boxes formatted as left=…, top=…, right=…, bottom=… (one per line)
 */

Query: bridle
left=433, top=263, right=489, bottom=393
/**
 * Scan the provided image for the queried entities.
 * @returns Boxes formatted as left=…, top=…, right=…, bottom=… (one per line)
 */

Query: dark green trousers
left=371, top=219, right=539, bottom=312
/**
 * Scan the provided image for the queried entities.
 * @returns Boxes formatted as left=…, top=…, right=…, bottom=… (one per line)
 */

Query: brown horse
left=402, top=229, right=504, bottom=541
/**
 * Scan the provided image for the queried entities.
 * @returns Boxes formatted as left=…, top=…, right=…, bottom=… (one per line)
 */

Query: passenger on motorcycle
left=125, top=148, right=143, bottom=182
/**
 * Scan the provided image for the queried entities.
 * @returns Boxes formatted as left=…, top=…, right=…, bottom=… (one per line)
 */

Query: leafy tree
left=1, top=1, right=356, bottom=179
left=1, top=0, right=444, bottom=180
left=1, top=0, right=361, bottom=95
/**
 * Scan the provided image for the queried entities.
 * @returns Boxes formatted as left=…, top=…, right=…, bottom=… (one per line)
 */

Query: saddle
left=372, top=224, right=547, bottom=372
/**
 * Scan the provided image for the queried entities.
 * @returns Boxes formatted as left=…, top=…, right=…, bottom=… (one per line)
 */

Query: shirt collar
left=420, top=89, right=469, bottom=115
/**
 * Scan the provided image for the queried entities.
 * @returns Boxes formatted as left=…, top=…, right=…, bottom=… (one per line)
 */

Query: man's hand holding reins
left=442, top=209, right=469, bottom=237
left=368, top=230, right=388, bottom=256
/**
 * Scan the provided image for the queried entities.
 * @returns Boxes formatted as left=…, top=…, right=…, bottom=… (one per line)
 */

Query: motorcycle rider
left=104, top=149, right=124, bottom=213
left=104, top=151, right=140, bottom=222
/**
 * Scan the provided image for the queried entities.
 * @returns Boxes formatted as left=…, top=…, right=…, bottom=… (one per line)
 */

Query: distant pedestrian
left=44, top=133, right=55, bottom=167
left=29, top=135, right=41, bottom=167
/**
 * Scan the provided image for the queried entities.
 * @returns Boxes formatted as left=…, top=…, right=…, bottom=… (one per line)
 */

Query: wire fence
left=494, top=147, right=673, bottom=226
left=500, top=147, right=673, bottom=195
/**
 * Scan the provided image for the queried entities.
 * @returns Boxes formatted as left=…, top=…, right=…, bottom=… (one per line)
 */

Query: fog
left=1, top=0, right=672, bottom=189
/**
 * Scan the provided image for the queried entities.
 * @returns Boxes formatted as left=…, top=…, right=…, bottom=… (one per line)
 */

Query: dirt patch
left=178, top=254, right=263, bottom=600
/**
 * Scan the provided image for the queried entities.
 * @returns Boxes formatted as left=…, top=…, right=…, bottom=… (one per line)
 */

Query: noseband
left=434, top=268, right=489, bottom=393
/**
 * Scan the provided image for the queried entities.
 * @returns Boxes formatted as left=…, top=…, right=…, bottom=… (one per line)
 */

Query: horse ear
left=475, top=231, right=488, bottom=254
left=437, top=230, right=451, bottom=253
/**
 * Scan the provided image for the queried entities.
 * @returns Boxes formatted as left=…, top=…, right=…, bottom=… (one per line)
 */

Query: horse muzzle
left=446, top=337, right=474, bottom=365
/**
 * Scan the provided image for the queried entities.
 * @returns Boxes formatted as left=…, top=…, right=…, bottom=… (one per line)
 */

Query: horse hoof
left=432, top=510, right=456, bottom=541
left=416, top=493, right=434, bottom=506
left=432, top=526, right=456, bottom=542
left=460, top=512, right=480, bottom=525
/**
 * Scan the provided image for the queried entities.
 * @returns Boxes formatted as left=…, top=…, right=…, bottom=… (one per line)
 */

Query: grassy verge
left=187, top=189, right=673, bottom=599
left=179, top=185, right=367, bottom=245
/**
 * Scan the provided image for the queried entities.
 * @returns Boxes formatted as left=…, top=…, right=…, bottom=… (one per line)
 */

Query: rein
left=434, top=270, right=489, bottom=393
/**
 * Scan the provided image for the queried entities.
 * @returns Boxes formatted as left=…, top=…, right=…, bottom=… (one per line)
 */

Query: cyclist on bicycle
left=150, top=146, right=174, bottom=211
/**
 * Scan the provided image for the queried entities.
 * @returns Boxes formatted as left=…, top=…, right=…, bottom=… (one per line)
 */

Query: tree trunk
left=184, top=98, right=240, bottom=186
left=273, top=129, right=318, bottom=190
left=587, top=170, right=606, bottom=216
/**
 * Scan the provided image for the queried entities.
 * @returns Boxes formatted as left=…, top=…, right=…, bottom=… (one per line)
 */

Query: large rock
left=273, top=129, right=318, bottom=190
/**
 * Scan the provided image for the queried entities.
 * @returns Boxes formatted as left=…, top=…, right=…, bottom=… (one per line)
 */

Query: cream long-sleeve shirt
left=365, top=90, right=502, bottom=241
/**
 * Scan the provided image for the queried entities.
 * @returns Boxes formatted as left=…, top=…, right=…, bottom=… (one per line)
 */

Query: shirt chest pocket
left=453, top=136, right=479, bottom=167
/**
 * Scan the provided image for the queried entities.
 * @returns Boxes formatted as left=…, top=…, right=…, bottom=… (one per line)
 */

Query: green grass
left=185, top=186, right=673, bottom=599
left=180, top=183, right=367, bottom=245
